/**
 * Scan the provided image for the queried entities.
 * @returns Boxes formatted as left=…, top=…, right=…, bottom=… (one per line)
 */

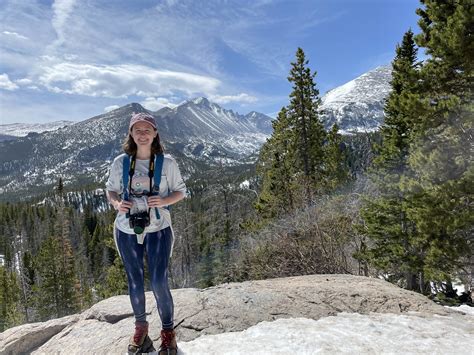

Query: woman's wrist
left=113, top=199, right=121, bottom=210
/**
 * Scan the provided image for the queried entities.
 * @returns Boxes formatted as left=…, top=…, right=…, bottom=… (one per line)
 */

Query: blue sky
left=0, top=0, right=421, bottom=124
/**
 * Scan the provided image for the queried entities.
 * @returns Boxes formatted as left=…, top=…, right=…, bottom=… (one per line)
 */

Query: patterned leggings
left=116, top=227, right=174, bottom=329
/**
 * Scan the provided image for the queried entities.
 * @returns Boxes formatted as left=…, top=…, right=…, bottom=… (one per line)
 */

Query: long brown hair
left=122, top=129, right=164, bottom=156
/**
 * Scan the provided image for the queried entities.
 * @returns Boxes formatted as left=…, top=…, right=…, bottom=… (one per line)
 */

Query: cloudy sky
left=0, top=0, right=420, bottom=124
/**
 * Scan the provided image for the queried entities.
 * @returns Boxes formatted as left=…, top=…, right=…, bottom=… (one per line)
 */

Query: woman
left=106, top=112, right=185, bottom=354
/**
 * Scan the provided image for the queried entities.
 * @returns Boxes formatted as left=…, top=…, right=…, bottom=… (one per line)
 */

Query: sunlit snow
left=0, top=121, right=72, bottom=137
left=178, top=311, right=474, bottom=355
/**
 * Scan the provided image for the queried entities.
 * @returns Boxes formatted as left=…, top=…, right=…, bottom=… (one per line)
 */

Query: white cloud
left=2, top=31, right=28, bottom=40
left=15, top=78, right=33, bottom=86
left=104, top=105, right=120, bottom=113
left=0, top=74, right=19, bottom=91
left=140, top=97, right=178, bottom=111
left=52, top=0, right=77, bottom=43
left=16, top=78, right=40, bottom=91
left=38, top=62, right=221, bottom=98
left=210, top=93, right=258, bottom=104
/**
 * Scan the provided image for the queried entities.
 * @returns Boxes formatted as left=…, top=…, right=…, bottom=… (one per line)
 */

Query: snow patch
left=179, top=312, right=474, bottom=355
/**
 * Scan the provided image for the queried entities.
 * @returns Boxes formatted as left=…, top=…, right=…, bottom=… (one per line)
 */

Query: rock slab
left=0, top=274, right=465, bottom=354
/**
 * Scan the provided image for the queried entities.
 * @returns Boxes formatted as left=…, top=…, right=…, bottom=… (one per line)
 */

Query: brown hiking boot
left=158, top=328, right=177, bottom=355
left=128, top=321, right=154, bottom=354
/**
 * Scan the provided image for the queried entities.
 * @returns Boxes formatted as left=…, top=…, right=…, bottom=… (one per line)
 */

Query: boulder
left=0, top=274, right=465, bottom=354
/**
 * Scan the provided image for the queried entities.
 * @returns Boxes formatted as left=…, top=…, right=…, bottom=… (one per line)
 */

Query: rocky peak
left=320, top=65, right=393, bottom=133
left=191, top=97, right=210, bottom=107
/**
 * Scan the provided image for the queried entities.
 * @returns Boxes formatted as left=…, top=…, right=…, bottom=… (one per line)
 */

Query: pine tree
left=287, top=48, right=326, bottom=199
left=400, top=0, right=474, bottom=285
left=359, top=29, right=423, bottom=291
left=16, top=247, right=34, bottom=322
left=98, top=257, right=127, bottom=299
left=33, top=179, right=80, bottom=320
left=256, top=48, right=326, bottom=217
left=34, top=234, right=79, bottom=320
left=0, top=266, right=23, bottom=331
left=256, top=107, right=297, bottom=217
left=324, top=123, right=350, bottom=191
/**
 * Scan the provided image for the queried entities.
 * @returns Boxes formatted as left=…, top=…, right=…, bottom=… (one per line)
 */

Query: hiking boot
left=158, top=328, right=178, bottom=355
left=128, top=321, right=155, bottom=354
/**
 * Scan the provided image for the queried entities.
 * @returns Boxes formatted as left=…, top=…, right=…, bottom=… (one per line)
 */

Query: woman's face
left=130, top=121, right=157, bottom=148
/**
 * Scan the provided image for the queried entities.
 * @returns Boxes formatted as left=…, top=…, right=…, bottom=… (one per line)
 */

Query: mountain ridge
left=0, top=99, right=273, bottom=199
left=0, top=64, right=394, bottom=200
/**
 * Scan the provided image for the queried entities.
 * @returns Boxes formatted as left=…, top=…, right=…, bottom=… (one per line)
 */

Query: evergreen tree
left=362, top=1, right=473, bottom=294
left=89, top=223, right=104, bottom=281
left=401, top=0, right=474, bottom=285
left=287, top=48, right=326, bottom=199
left=324, top=123, right=351, bottom=191
left=98, top=257, right=127, bottom=299
left=256, top=107, right=297, bottom=217
left=33, top=179, right=80, bottom=320
left=16, top=248, right=35, bottom=322
left=34, top=234, right=79, bottom=320
left=256, top=48, right=326, bottom=216
left=360, top=29, right=423, bottom=291
left=0, top=266, right=23, bottom=331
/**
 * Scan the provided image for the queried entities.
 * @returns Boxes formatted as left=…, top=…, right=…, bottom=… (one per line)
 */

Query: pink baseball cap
left=129, top=113, right=157, bottom=130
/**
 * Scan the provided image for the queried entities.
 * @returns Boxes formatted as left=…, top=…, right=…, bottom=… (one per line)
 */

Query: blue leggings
left=116, top=227, right=174, bottom=329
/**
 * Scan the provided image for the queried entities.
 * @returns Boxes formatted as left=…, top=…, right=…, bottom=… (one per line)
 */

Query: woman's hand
left=116, top=199, right=133, bottom=213
left=147, top=195, right=167, bottom=208
left=107, top=190, right=133, bottom=214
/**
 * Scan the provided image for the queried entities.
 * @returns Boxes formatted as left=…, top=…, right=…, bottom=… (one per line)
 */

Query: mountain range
left=0, top=98, right=272, bottom=200
left=0, top=66, right=392, bottom=200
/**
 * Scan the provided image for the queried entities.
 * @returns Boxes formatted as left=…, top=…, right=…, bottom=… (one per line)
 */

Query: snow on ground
left=448, top=304, right=474, bottom=316
left=178, top=311, right=474, bottom=355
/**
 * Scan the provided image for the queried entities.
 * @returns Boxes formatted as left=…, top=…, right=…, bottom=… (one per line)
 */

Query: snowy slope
left=179, top=311, right=474, bottom=355
left=155, top=97, right=271, bottom=160
left=320, top=65, right=392, bottom=134
left=0, top=121, right=73, bottom=137
left=167, top=97, right=267, bottom=137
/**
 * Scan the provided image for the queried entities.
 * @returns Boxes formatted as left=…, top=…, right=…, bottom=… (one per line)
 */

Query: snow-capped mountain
left=320, top=65, right=392, bottom=134
left=159, top=97, right=272, bottom=138
left=0, top=121, right=73, bottom=137
left=0, top=99, right=273, bottom=199
left=155, top=97, right=271, bottom=160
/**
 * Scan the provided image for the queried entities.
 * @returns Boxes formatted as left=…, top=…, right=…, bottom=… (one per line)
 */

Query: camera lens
left=134, top=225, right=145, bottom=234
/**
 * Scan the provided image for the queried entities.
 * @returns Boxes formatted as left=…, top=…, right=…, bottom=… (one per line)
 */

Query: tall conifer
left=401, top=0, right=474, bottom=285
left=287, top=48, right=326, bottom=199
left=257, top=48, right=327, bottom=217
left=360, top=30, right=422, bottom=290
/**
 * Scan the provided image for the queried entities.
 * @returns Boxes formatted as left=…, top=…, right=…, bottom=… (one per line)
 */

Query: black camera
left=129, top=211, right=150, bottom=234
left=126, top=194, right=150, bottom=234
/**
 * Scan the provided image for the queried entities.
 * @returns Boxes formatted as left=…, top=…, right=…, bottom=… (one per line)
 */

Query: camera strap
left=128, top=154, right=155, bottom=197
left=122, top=154, right=165, bottom=219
